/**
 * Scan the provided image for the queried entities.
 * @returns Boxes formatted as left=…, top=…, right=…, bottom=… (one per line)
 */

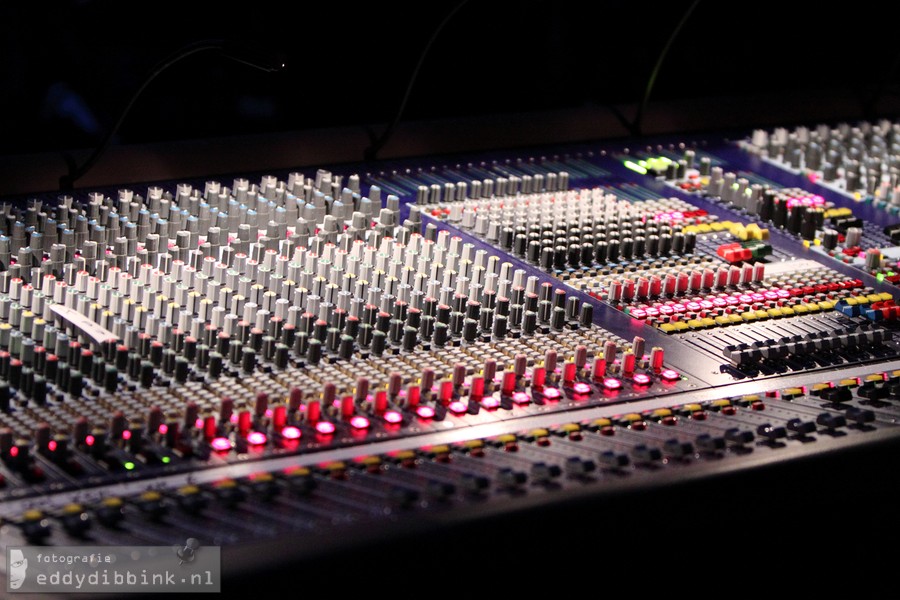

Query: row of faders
left=0, top=168, right=691, bottom=515
left=7, top=365, right=898, bottom=546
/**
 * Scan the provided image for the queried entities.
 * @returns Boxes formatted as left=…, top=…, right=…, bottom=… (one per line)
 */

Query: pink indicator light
left=481, top=397, right=500, bottom=409
left=633, top=373, right=651, bottom=386
left=316, top=421, right=336, bottom=435
left=265, top=409, right=273, bottom=418
left=543, top=388, right=561, bottom=400
left=573, top=382, right=591, bottom=394
left=9, top=446, right=18, bottom=457
left=384, top=410, right=403, bottom=424
left=448, top=401, right=467, bottom=415
left=48, top=440, right=57, bottom=452
left=158, top=424, right=168, bottom=435
left=211, top=437, right=231, bottom=451
left=195, top=418, right=204, bottom=429
left=416, top=406, right=435, bottom=419
left=512, top=392, right=531, bottom=405
left=281, top=426, right=302, bottom=440
left=661, top=369, right=680, bottom=381
left=230, top=414, right=238, bottom=423
left=247, top=431, right=267, bottom=445
left=122, top=430, right=132, bottom=440
left=85, top=435, right=95, bottom=447
left=604, top=378, right=622, bottom=390
left=350, top=416, right=370, bottom=430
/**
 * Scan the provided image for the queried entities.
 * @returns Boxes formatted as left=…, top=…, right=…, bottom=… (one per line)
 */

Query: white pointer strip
left=50, top=303, right=118, bottom=346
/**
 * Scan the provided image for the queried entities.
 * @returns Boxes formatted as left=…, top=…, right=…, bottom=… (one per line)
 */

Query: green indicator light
left=877, top=273, right=885, bottom=282
left=124, top=461, right=135, bottom=471
left=162, top=456, right=171, bottom=464
left=638, top=160, right=648, bottom=168
left=624, top=161, right=648, bottom=175
left=732, top=182, right=740, bottom=190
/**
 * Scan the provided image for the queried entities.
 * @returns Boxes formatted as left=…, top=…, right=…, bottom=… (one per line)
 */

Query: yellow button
left=715, top=315, right=730, bottom=325
left=867, top=294, right=882, bottom=303
left=811, top=383, right=831, bottom=393
left=865, top=374, right=885, bottom=382
left=558, top=424, right=581, bottom=433
left=591, top=418, right=612, bottom=428
left=755, top=310, right=769, bottom=319
left=818, top=301, right=834, bottom=310
left=427, top=444, right=452, bottom=454
left=23, top=509, right=44, bottom=521
left=780, top=307, right=795, bottom=316
left=879, top=293, right=893, bottom=301
left=659, top=323, right=677, bottom=333
left=285, top=467, right=311, bottom=477
left=651, top=408, right=673, bottom=418
left=102, top=497, right=124, bottom=507
left=688, top=319, right=704, bottom=329
left=393, top=450, right=416, bottom=460
left=323, top=461, right=346, bottom=472
left=701, top=317, right=716, bottom=327
left=674, top=321, right=689, bottom=331
left=781, top=388, right=804, bottom=399
left=529, top=428, right=549, bottom=438
left=462, top=440, right=484, bottom=450
left=682, top=403, right=703, bottom=412
left=805, top=303, right=821, bottom=313
left=838, top=378, right=858, bottom=388
left=710, top=399, right=732, bottom=408
left=62, top=503, right=84, bottom=515
left=140, top=491, right=162, bottom=502
left=359, top=456, right=382, bottom=467
left=728, top=314, right=743, bottom=324
left=793, top=305, right=809, bottom=314
left=741, top=311, right=757, bottom=321
left=619, top=413, right=643, bottom=423
left=767, top=308, right=783, bottom=317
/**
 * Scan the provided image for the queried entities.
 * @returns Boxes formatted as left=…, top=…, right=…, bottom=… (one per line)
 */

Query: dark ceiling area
left=2, top=1, right=898, bottom=161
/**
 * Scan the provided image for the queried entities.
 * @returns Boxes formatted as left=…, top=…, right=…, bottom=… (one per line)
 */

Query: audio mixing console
left=3, top=121, right=900, bottom=596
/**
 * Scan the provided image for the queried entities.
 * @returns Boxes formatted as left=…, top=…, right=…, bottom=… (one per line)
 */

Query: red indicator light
left=211, top=437, right=231, bottom=451
left=247, top=432, right=267, bottom=445
left=604, top=378, right=621, bottom=390
left=416, top=406, right=435, bottom=419
left=384, top=410, right=403, bottom=424
left=281, top=426, right=302, bottom=440
left=350, top=416, right=370, bottom=430
left=316, top=421, right=336, bottom=435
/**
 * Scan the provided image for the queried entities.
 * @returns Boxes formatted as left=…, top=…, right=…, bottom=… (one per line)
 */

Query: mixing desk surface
left=3, top=122, right=900, bottom=596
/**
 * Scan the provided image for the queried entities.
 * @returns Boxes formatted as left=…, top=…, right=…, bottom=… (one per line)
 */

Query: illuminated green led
left=124, top=461, right=135, bottom=471
left=732, top=182, right=740, bottom=190
left=638, top=160, right=649, bottom=168
left=161, top=456, right=171, bottom=464
left=877, top=273, right=885, bottom=281
left=624, top=161, right=648, bottom=175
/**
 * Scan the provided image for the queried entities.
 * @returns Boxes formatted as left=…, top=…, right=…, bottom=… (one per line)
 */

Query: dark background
left=3, top=0, right=900, bottom=162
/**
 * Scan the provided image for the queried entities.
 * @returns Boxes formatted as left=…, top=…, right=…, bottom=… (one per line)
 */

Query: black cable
left=364, top=0, right=470, bottom=162
left=632, top=0, right=701, bottom=137
left=59, top=39, right=285, bottom=191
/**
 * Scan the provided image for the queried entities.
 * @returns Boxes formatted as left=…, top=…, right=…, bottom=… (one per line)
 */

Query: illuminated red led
left=512, top=392, right=531, bottom=405
left=315, top=421, right=336, bottom=435
left=350, top=416, right=370, bottom=430
left=448, top=401, right=467, bottom=414
left=603, top=378, right=621, bottom=390
left=85, top=435, right=95, bottom=447
left=281, top=426, right=302, bottom=440
left=573, top=382, right=591, bottom=394
left=48, top=440, right=57, bottom=452
left=542, top=387, right=561, bottom=400
left=195, top=418, right=203, bottom=429
left=247, top=431, right=267, bottom=445
left=416, top=406, right=435, bottom=419
left=9, top=446, right=18, bottom=457
left=122, top=430, right=132, bottom=440
left=211, top=437, right=231, bottom=451
left=158, top=424, right=168, bottom=435
left=481, top=397, right=500, bottom=409
left=633, top=373, right=651, bottom=386
left=661, top=369, right=680, bottom=381
left=384, top=410, right=403, bottom=424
